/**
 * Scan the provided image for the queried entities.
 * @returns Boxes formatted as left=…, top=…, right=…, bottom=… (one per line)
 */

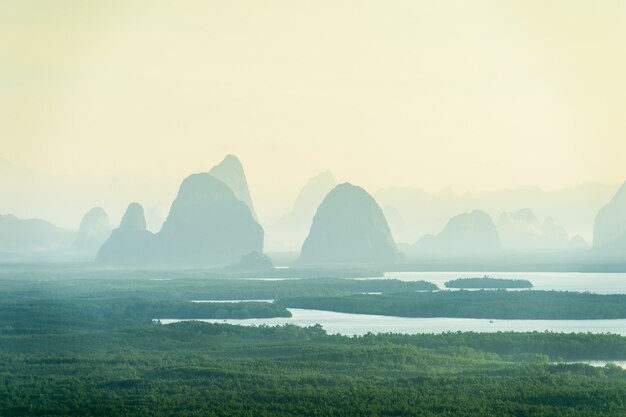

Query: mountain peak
left=593, top=179, right=626, bottom=250
left=412, top=209, right=501, bottom=255
left=297, top=183, right=401, bottom=265
left=208, top=155, right=257, bottom=220
left=72, top=207, right=111, bottom=255
left=119, top=203, right=147, bottom=232
left=214, top=154, right=243, bottom=170
left=156, top=172, right=263, bottom=267
left=498, top=209, right=569, bottom=250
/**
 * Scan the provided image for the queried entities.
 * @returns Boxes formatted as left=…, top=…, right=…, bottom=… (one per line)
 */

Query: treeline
left=0, top=265, right=384, bottom=280
left=1, top=321, right=626, bottom=416
left=364, top=332, right=626, bottom=361
left=0, top=297, right=290, bottom=332
left=0, top=275, right=436, bottom=300
left=280, top=290, right=626, bottom=319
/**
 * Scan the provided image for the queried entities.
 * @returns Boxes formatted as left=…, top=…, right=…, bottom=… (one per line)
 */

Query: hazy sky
left=3, top=1, right=626, bottom=220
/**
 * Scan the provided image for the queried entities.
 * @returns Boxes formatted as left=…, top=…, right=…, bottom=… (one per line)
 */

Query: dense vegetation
left=281, top=290, right=626, bottom=319
left=445, top=276, right=533, bottom=289
left=0, top=270, right=436, bottom=300
left=2, top=268, right=626, bottom=416
left=0, top=263, right=384, bottom=279
left=0, top=297, right=290, bottom=331
left=1, top=317, right=626, bottom=416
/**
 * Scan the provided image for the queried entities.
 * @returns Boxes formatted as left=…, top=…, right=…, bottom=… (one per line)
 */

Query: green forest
left=2, top=319, right=626, bottom=416
left=445, top=276, right=533, bottom=288
left=281, top=290, right=626, bottom=319
left=1, top=270, right=626, bottom=416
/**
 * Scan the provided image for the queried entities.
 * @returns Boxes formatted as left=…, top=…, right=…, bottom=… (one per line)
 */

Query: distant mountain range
left=497, top=209, right=578, bottom=251
left=97, top=156, right=263, bottom=267
left=404, top=208, right=588, bottom=256
left=407, top=210, right=501, bottom=255
left=2, top=154, right=626, bottom=265
left=375, top=183, right=616, bottom=245
left=0, top=214, right=75, bottom=254
left=0, top=157, right=176, bottom=233
left=265, top=180, right=613, bottom=252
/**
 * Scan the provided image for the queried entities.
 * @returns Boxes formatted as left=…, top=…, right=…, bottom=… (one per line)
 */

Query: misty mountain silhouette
left=497, top=209, right=570, bottom=251
left=226, top=251, right=274, bottom=271
left=0, top=214, right=75, bottom=254
left=266, top=171, right=337, bottom=251
left=296, top=183, right=401, bottom=265
left=383, top=206, right=405, bottom=238
left=97, top=159, right=264, bottom=267
left=593, top=181, right=626, bottom=254
left=208, top=154, right=258, bottom=220
left=375, top=183, right=615, bottom=244
left=570, top=234, right=588, bottom=249
left=72, top=207, right=111, bottom=255
left=411, top=210, right=501, bottom=255
left=157, top=173, right=263, bottom=267
left=96, top=203, right=155, bottom=265
left=0, top=156, right=180, bottom=234
left=281, top=171, right=337, bottom=227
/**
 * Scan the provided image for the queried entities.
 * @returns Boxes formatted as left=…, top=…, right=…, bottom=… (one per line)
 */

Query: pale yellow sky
left=2, top=0, right=626, bottom=219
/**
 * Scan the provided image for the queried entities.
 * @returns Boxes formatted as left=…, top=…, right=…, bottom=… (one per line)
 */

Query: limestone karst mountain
left=383, top=206, right=405, bottom=240
left=267, top=171, right=337, bottom=251
left=96, top=203, right=155, bottom=265
left=497, top=209, right=570, bottom=251
left=72, top=207, right=111, bottom=255
left=296, top=183, right=401, bottom=265
left=0, top=214, right=75, bottom=254
left=208, top=154, right=257, bottom=220
left=157, top=173, right=263, bottom=267
left=375, top=183, right=615, bottom=244
left=569, top=234, right=589, bottom=249
left=411, top=210, right=501, bottom=255
left=281, top=171, right=337, bottom=227
left=593, top=181, right=626, bottom=255
left=97, top=156, right=265, bottom=267
left=0, top=156, right=178, bottom=233
left=408, top=234, right=437, bottom=254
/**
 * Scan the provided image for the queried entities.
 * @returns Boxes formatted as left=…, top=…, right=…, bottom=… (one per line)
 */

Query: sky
left=2, top=1, right=626, bottom=224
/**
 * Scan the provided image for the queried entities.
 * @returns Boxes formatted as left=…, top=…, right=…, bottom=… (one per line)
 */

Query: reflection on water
left=159, top=308, right=626, bottom=336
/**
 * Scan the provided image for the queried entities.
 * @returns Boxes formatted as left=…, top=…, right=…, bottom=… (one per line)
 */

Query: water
left=162, top=272, right=626, bottom=335
left=236, top=277, right=292, bottom=281
left=382, top=271, right=626, bottom=294
left=561, top=361, right=626, bottom=369
left=159, top=308, right=626, bottom=336
left=191, top=299, right=274, bottom=303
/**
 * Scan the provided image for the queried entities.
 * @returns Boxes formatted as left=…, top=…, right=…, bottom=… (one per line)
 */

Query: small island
left=444, top=276, right=533, bottom=289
